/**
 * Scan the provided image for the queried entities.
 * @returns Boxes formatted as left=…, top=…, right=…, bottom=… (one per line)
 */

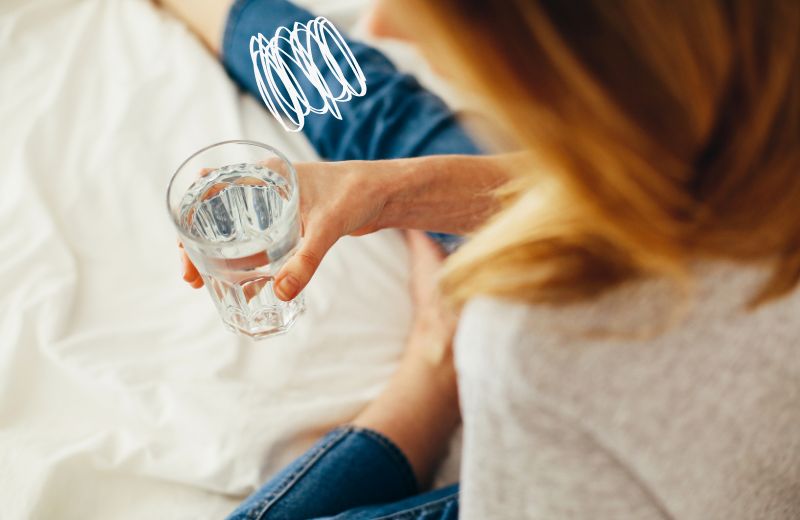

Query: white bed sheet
left=0, top=1, right=458, bottom=518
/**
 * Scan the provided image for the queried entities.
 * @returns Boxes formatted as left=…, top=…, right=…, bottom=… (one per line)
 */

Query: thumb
left=273, top=229, right=336, bottom=301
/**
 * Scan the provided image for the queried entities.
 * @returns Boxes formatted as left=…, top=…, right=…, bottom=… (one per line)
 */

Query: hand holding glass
left=167, top=140, right=304, bottom=338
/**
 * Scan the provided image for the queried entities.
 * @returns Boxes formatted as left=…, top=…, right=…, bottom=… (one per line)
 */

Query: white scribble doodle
left=249, top=17, right=368, bottom=133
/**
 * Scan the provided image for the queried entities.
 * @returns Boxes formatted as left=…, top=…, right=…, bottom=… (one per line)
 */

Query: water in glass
left=178, top=162, right=303, bottom=337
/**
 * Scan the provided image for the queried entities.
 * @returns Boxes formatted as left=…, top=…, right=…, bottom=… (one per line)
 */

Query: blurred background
left=0, top=1, right=461, bottom=518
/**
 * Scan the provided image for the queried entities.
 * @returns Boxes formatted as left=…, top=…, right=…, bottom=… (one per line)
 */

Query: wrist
left=375, top=157, right=428, bottom=230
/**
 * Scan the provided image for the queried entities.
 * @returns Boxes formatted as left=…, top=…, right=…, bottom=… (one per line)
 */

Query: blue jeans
left=226, top=426, right=459, bottom=520
left=222, top=0, right=476, bottom=517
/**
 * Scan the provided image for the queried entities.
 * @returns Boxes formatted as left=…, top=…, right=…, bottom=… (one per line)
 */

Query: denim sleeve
left=220, top=0, right=482, bottom=162
left=226, top=426, right=420, bottom=520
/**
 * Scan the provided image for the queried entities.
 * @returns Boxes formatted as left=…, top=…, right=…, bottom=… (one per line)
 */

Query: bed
left=0, top=1, right=459, bottom=517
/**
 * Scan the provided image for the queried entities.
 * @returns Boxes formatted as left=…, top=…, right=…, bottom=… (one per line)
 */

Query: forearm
left=377, top=155, right=512, bottom=234
left=270, top=154, right=512, bottom=301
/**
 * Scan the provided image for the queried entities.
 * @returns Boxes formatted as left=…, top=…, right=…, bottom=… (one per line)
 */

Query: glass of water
left=167, top=140, right=304, bottom=338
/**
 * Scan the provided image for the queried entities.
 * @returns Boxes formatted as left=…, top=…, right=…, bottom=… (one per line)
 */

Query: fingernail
left=274, top=274, right=298, bottom=301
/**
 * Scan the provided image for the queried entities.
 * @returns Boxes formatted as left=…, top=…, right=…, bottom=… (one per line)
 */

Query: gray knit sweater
left=455, top=262, right=800, bottom=519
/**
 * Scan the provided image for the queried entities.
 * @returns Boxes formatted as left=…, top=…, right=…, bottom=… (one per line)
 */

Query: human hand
left=180, top=161, right=394, bottom=300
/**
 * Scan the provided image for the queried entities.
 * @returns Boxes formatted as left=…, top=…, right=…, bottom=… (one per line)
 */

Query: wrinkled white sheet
left=0, top=1, right=458, bottom=518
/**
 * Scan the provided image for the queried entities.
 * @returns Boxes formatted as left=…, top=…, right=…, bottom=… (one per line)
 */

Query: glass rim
left=166, top=139, right=299, bottom=248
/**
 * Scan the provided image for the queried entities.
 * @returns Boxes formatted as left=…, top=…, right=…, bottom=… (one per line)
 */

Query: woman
left=162, top=0, right=800, bottom=518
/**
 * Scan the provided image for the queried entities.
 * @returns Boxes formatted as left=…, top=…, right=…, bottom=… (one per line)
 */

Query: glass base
left=204, top=274, right=305, bottom=340
left=221, top=298, right=304, bottom=339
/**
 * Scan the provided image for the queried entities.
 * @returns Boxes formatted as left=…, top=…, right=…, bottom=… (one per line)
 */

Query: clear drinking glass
left=167, top=140, right=304, bottom=338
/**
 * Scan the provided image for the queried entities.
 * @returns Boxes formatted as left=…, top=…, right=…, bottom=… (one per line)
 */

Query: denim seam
left=249, top=426, right=354, bottom=520
left=221, top=0, right=253, bottom=65
left=370, top=490, right=460, bottom=520
left=352, top=427, right=419, bottom=495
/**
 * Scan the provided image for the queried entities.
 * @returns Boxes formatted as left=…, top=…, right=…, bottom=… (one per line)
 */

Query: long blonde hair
left=390, top=0, right=800, bottom=307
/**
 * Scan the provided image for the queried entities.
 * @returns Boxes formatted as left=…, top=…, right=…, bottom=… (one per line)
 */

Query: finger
left=178, top=241, right=203, bottom=285
left=181, top=250, right=203, bottom=287
left=174, top=169, right=214, bottom=289
left=242, top=278, right=269, bottom=303
left=273, top=229, right=336, bottom=301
